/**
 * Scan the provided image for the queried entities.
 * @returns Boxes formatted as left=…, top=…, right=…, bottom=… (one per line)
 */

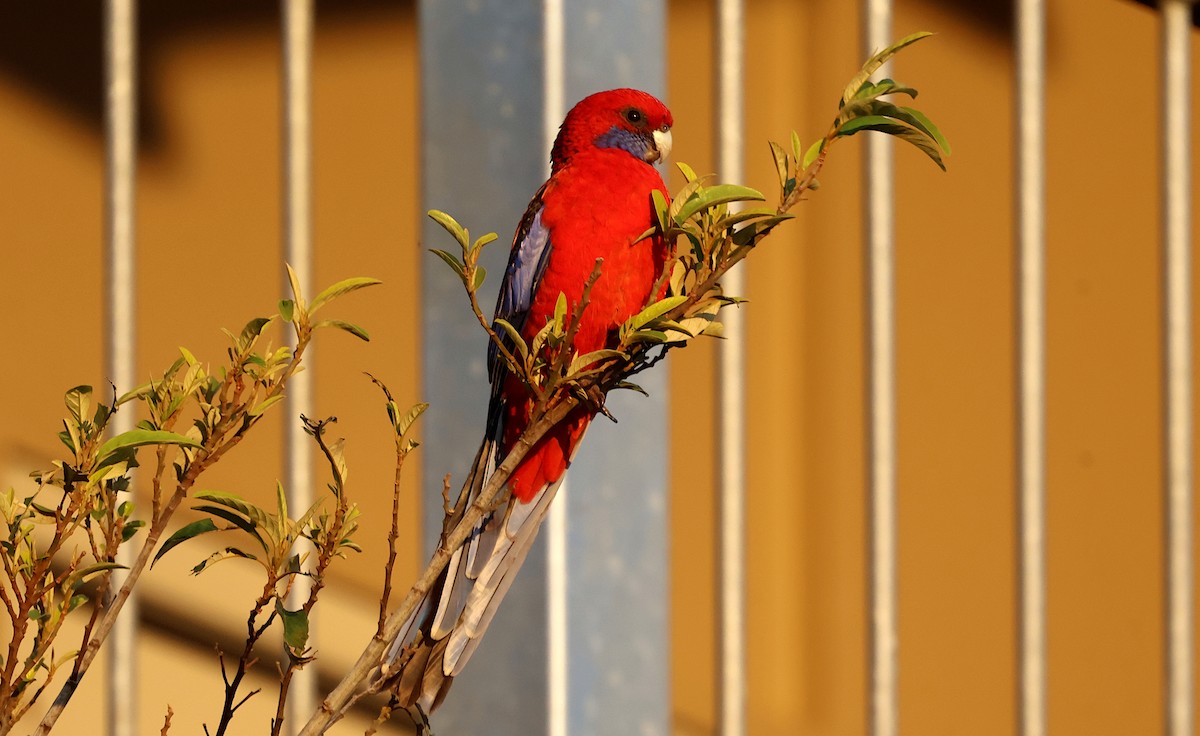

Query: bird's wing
left=488, top=181, right=553, bottom=382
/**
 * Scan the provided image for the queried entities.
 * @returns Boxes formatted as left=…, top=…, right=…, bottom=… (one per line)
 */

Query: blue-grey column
left=419, top=2, right=669, bottom=735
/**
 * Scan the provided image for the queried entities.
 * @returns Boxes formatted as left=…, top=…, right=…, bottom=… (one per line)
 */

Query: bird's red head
left=550, top=88, right=673, bottom=172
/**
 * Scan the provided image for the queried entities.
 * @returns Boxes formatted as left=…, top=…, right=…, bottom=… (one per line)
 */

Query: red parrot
left=389, top=88, right=674, bottom=710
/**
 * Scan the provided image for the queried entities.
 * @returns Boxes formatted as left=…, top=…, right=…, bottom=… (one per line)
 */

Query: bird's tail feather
left=387, top=432, right=566, bottom=712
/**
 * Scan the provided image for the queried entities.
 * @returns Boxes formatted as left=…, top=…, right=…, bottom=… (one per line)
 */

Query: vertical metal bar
left=1161, top=3, right=1194, bottom=735
left=1016, top=1, right=1047, bottom=735
left=103, top=1, right=138, bottom=734
left=863, top=1, right=897, bottom=735
left=715, top=2, right=747, bottom=735
left=420, top=3, right=669, bottom=733
left=281, top=1, right=315, bottom=733
left=543, top=3, right=567, bottom=735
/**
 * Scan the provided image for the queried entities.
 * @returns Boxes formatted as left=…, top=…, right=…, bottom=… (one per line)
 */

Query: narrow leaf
left=836, top=116, right=946, bottom=170
left=98, top=430, right=201, bottom=461
left=650, top=189, right=670, bottom=233
left=676, top=161, right=698, bottom=182
left=429, top=248, right=467, bottom=281
left=493, top=318, right=530, bottom=363
left=248, top=394, right=286, bottom=417
left=396, top=402, right=429, bottom=437
left=285, top=263, right=304, bottom=305
left=627, top=295, right=689, bottom=331
left=238, top=317, right=272, bottom=348
left=675, top=184, right=765, bottom=223
left=842, top=31, right=934, bottom=106
left=569, top=349, right=627, bottom=374
left=278, top=299, right=295, bottom=322
left=802, top=139, right=824, bottom=169
left=428, top=209, right=470, bottom=250
left=193, top=504, right=269, bottom=553
left=152, top=519, right=219, bottom=568
left=309, top=277, right=383, bottom=315
left=65, top=562, right=128, bottom=589
left=768, top=141, right=789, bottom=191
left=313, top=319, right=371, bottom=341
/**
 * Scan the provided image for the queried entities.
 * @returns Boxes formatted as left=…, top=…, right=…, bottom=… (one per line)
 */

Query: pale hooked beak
left=647, top=127, right=673, bottom=164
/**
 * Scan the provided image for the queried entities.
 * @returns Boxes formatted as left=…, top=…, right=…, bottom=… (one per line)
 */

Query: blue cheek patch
left=594, top=126, right=649, bottom=160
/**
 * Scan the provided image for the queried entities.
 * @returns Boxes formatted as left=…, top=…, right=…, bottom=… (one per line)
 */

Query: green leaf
left=396, top=402, right=429, bottom=438
left=569, top=349, right=627, bottom=374
left=625, top=329, right=670, bottom=344
left=614, top=381, right=648, bottom=396
left=276, top=600, right=310, bottom=653
left=194, top=490, right=276, bottom=531
left=428, top=209, right=470, bottom=251
left=472, top=232, right=499, bottom=253
left=896, top=105, right=950, bottom=154
left=716, top=207, right=789, bottom=231
left=194, top=504, right=269, bottom=553
left=66, top=562, right=127, bottom=589
left=802, top=139, right=824, bottom=169
left=553, top=292, right=568, bottom=329
left=627, top=295, right=689, bottom=331
left=313, top=319, right=370, bottom=342
left=65, top=385, right=92, bottom=425
left=676, top=161, right=699, bottom=182
left=430, top=248, right=467, bottom=281
left=675, top=184, right=765, bottom=223
left=248, top=394, right=286, bottom=417
left=191, top=547, right=257, bottom=575
left=285, top=263, right=304, bottom=305
left=632, top=226, right=658, bottom=244
left=790, top=130, right=803, bottom=161
left=152, top=519, right=219, bottom=568
left=650, top=189, right=670, bottom=233
left=493, top=318, right=530, bottom=364
left=278, top=299, right=295, bottom=322
left=121, top=519, right=145, bottom=542
left=97, top=430, right=202, bottom=462
left=768, top=141, right=789, bottom=192
left=239, top=317, right=272, bottom=348
left=836, top=116, right=946, bottom=170
left=842, top=31, right=934, bottom=106
left=731, top=214, right=796, bottom=247
left=668, top=178, right=706, bottom=222
left=854, top=78, right=919, bottom=100
left=309, top=277, right=382, bottom=315
left=472, top=266, right=487, bottom=291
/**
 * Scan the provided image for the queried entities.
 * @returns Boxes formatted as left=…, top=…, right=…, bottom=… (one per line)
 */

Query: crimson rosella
left=389, top=88, right=674, bottom=710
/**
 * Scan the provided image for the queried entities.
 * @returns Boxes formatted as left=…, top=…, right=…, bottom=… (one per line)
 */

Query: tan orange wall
left=3, top=2, right=1200, bottom=734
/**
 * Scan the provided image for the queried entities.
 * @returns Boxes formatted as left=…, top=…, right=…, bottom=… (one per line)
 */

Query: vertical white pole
left=715, top=2, right=746, bottom=735
left=282, top=1, right=315, bottom=733
left=1016, top=1, right=1047, bottom=735
left=104, top=1, right=138, bottom=733
left=1161, top=3, right=1194, bottom=736
left=543, top=1, right=568, bottom=734
left=863, top=2, right=898, bottom=735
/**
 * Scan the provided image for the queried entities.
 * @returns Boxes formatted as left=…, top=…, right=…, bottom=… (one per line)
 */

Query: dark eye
left=624, top=108, right=644, bottom=125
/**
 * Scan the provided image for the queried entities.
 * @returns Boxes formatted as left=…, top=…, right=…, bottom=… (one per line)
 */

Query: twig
left=33, top=333, right=314, bottom=735
left=298, top=393, right=580, bottom=736
left=160, top=705, right=174, bottom=736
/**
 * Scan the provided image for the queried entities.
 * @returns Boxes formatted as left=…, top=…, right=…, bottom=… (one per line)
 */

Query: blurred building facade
left=1, top=1, right=1198, bottom=734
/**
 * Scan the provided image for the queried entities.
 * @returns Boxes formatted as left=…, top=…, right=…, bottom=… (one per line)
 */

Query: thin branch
left=298, top=393, right=580, bottom=736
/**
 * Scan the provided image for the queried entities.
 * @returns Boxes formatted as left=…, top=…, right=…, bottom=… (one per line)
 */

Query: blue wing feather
left=488, top=184, right=552, bottom=379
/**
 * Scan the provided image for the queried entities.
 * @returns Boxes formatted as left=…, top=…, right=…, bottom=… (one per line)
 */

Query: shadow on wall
left=0, top=0, right=407, bottom=153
